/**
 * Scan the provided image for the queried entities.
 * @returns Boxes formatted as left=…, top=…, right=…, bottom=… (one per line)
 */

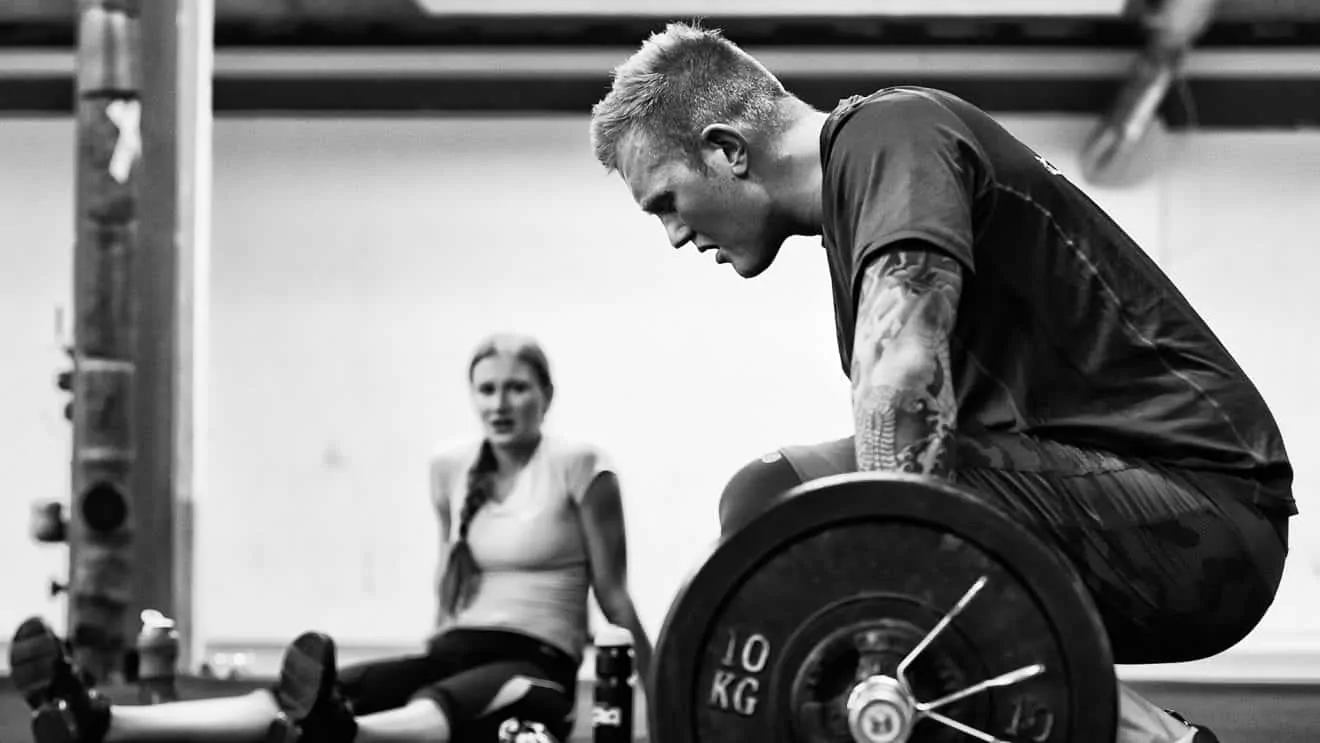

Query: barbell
left=649, top=472, right=1117, bottom=743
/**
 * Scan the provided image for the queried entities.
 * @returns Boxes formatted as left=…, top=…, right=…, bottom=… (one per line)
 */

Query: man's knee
left=718, top=451, right=804, bottom=537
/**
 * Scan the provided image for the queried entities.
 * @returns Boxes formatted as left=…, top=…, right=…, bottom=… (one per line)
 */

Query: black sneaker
left=1165, top=708, right=1221, bottom=743
left=8, top=617, right=111, bottom=743
left=265, top=632, right=357, bottom=743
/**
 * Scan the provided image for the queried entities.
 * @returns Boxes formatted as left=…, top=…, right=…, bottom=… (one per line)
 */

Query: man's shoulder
left=824, top=87, right=963, bottom=135
left=820, top=86, right=988, bottom=176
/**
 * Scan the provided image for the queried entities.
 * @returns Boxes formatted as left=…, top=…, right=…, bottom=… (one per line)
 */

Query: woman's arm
left=577, top=471, right=654, bottom=694
left=430, top=455, right=455, bottom=627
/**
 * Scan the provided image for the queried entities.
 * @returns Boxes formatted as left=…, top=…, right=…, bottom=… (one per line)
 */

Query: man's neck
left=769, top=104, right=831, bottom=237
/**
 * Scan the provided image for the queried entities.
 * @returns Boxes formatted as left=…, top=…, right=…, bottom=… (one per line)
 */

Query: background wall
left=1, top=113, right=1316, bottom=680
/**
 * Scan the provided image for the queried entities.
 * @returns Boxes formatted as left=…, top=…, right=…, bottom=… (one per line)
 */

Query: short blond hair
left=590, top=22, right=793, bottom=172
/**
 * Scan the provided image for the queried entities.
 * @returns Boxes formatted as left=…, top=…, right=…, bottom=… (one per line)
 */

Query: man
left=590, top=22, right=1295, bottom=743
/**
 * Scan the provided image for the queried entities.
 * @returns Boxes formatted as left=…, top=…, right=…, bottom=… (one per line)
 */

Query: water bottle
left=592, top=625, right=634, bottom=743
left=136, top=609, right=180, bottom=703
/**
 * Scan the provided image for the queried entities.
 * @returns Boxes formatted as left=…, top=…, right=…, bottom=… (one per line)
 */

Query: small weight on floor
left=649, top=473, right=1117, bottom=743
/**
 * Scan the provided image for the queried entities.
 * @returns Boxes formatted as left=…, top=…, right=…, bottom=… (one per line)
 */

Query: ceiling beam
left=1, top=46, right=1315, bottom=128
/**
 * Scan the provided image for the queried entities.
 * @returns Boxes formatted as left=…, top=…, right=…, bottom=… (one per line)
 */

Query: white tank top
left=430, top=435, right=612, bottom=661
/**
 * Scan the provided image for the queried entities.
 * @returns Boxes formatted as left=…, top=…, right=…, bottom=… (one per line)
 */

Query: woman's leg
left=352, top=661, right=574, bottom=743
left=335, top=636, right=472, bottom=717
left=268, top=633, right=577, bottom=743
left=352, top=700, right=452, bottom=743
left=9, top=617, right=283, bottom=743
left=105, top=693, right=281, bottom=742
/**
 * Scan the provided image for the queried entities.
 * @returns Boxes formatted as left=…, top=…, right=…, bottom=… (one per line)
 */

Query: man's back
left=819, top=86, right=1294, bottom=516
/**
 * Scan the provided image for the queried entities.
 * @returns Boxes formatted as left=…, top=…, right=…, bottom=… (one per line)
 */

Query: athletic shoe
left=264, top=632, right=357, bottom=743
left=8, top=617, right=111, bottom=743
left=1165, top=708, right=1221, bottom=743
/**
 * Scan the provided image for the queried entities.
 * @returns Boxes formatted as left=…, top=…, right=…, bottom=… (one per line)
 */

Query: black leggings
left=718, top=433, right=1290, bottom=665
left=338, top=629, right=580, bottom=741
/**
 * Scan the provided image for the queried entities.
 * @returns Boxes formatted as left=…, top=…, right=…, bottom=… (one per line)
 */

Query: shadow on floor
left=0, top=676, right=1316, bottom=741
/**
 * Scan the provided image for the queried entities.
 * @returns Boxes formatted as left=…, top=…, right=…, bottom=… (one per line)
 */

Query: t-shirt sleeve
left=565, top=443, right=617, bottom=505
left=825, top=91, right=983, bottom=282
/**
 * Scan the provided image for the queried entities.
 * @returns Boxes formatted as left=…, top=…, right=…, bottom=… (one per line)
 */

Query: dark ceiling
left=0, top=2, right=1316, bottom=126
left=3, top=0, right=1320, bottom=47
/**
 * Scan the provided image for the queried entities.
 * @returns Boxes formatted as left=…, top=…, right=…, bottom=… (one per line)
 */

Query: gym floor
left=0, top=677, right=1315, bottom=742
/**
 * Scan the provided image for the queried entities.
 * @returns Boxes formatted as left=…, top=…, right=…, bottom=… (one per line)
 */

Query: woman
left=12, top=332, right=653, bottom=743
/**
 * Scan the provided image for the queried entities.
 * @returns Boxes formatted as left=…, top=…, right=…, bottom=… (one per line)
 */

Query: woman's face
left=469, top=353, right=550, bottom=447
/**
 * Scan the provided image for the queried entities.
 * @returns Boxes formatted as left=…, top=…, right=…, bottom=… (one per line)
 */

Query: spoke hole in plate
left=780, top=596, right=990, bottom=743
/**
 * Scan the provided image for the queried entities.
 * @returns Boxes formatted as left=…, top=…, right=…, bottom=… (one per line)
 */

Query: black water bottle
left=592, top=626, right=634, bottom=743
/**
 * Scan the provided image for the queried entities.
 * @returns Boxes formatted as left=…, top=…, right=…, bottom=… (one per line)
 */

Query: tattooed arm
left=851, top=243, right=964, bottom=478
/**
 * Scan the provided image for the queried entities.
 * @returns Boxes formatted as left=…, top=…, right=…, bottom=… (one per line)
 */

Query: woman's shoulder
left=540, top=435, right=618, bottom=502
left=540, top=434, right=612, bottom=465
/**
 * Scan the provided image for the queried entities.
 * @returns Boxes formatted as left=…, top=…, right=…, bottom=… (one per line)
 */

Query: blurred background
left=1, top=0, right=1317, bottom=740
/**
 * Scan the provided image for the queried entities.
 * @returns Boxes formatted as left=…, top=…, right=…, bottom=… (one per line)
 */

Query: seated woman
left=12, top=332, right=653, bottom=743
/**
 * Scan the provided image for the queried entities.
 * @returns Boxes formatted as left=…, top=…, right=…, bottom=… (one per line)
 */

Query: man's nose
left=662, top=214, right=693, bottom=249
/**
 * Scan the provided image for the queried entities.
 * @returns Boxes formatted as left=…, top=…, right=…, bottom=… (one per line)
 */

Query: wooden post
left=68, top=0, right=143, bottom=682
left=133, top=0, right=213, bottom=672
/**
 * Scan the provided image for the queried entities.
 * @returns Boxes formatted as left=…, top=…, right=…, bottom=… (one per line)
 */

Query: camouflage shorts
left=720, top=432, right=1290, bottom=665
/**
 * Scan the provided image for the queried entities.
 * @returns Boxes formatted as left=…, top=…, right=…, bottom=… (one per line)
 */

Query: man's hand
left=851, top=243, right=963, bottom=478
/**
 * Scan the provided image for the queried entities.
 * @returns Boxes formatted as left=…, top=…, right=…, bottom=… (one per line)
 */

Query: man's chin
left=732, top=257, right=773, bottom=279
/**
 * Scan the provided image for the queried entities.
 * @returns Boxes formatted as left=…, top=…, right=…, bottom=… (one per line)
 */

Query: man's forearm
left=853, top=351, right=957, bottom=478
left=850, top=245, right=964, bottom=479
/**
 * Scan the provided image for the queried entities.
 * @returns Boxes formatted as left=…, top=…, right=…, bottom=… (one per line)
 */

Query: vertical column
left=134, top=0, right=213, bottom=671
left=175, top=0, right=214, bottom=675
left=69, top=0, right=142, bottom=682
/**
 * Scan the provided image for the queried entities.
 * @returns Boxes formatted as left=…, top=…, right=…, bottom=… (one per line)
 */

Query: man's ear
left=701, top=124, right=750, bottom=177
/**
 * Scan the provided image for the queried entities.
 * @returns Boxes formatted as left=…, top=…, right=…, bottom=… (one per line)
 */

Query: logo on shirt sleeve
left=1036, top=154, right=1064, bottom=177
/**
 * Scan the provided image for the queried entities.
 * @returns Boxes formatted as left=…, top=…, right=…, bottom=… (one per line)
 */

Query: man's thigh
left=717, top=432, right=1289, bottom=665
left=956, top=433, right=1289, bottom=664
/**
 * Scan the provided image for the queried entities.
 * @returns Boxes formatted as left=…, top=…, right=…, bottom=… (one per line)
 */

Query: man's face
left=617, top=131, right=782, bottom=278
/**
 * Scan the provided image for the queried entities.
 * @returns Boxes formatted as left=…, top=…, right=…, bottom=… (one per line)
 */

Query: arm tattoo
left=851, top=246, right=963, bottom=478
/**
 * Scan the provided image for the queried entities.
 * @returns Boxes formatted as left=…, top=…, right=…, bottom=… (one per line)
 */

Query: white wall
left=0, top=120, right=77, bottom=633
left=0, top=113, right=1316, bottom=680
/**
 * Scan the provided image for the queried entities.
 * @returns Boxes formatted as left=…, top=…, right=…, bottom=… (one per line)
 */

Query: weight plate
left=650, top=472, right=1116, bottom=743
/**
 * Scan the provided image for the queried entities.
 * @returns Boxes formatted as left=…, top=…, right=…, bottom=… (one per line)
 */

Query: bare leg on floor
left=353, top=699, right=452, bottom=743
left=105, top=689, right=281, bottom=743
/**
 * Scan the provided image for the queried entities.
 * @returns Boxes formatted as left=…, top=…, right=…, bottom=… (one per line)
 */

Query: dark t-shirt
left=819, top=86, right=1295, bottom=516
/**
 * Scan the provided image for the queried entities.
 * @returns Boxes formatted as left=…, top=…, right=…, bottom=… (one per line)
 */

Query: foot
left=265, top=632, right=357, bottom=743
left=8, top=617, right=111, bottom=743
left=1165, top=709, right=1221, bottom=743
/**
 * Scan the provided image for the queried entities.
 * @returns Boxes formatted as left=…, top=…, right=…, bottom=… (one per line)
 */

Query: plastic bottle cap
left=141, top=609, right=176, bottom=631
left=595, top=624, right=633, bottom=647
